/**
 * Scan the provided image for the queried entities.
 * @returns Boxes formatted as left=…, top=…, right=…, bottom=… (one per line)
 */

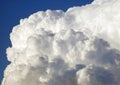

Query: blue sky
left=0, top=0, right=93, bottom=84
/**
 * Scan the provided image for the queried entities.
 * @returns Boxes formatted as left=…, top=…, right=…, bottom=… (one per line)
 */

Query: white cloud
left=2, top=0, right=120, bottom=85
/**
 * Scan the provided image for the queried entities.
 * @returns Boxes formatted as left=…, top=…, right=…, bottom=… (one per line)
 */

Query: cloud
left=77, top=65, right=116, bottom=85
left=2, top=0, right=120, bottom=85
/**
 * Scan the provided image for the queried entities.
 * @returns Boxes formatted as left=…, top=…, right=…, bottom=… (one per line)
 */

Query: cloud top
left=2, top=0, right=120, bottom=85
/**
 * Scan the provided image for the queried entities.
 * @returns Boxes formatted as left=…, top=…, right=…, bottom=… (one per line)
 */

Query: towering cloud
left=2, top=0, right=120, bottom=85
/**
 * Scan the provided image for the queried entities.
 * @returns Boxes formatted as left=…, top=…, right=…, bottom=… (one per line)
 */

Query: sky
left=0, top=0, right=93, bottom=84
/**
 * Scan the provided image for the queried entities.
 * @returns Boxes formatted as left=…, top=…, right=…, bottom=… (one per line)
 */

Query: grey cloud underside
left=2, top=0, right=120, bottom=85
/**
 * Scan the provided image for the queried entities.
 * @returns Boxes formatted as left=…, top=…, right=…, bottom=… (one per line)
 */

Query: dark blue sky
left=0, top=0, right=93, bottom=84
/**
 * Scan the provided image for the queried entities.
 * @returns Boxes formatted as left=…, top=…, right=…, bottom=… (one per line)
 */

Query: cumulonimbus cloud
left=2, top=0, right=120, bottom=85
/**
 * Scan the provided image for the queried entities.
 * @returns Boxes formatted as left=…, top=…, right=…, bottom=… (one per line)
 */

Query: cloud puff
left=77, top=65, right=116, bottom=85
left=2, top=0, right=120, bottom=85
